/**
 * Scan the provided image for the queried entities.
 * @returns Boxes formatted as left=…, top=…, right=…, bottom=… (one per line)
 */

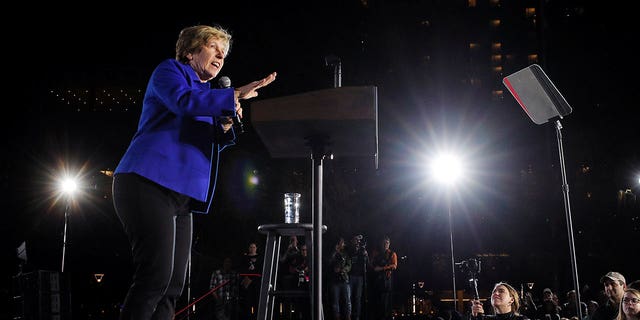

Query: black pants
left=373, top=275, right=393, bottom=320
left=112, top=173, right=192, bottom=320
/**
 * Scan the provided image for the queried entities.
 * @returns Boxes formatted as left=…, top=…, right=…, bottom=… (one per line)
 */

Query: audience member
left=287, top=243, right=310, bottom=319
left=239, top=242, right=262, bottom=320
left=348, top=234, right=369, bottom=320
left=537, top=288, right=562, bottom=320
left=562, top=290, right=588, bottom=319
left=592, top=272, right=627, bottom=320
left=469, top=282, right=529, bottom=320
left=616, top=288, right=639, bottom=320
left=584, top=301, right=600, bottom=320
left=370, top=236, right=398, bottom=320
left=520, top=290, right=538, bottom=319
left=210, top=257, right=239, bottom=320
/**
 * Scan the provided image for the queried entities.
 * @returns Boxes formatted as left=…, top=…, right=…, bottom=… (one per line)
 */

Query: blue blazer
left=115, top=59, right=236, bottom=213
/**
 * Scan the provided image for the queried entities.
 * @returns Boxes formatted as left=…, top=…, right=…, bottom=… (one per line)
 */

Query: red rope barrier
left=174, top=280, right=229, bottom=318
left=173, top=273, right=261, bottom=319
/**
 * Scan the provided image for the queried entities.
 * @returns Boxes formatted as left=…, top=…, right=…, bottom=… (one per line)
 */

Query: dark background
left=2, top=1, right=638, bottom=318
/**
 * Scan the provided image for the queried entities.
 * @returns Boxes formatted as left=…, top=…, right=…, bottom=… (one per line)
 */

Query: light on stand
left=58, top=176, right=79, bottom=273
left=430, top=153, right=464, bottom=308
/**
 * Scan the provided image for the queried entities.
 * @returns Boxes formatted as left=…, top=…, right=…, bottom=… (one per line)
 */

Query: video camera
left=457, top=258, right=481, bottom=276
left=457, top=258, right=481, bottom=299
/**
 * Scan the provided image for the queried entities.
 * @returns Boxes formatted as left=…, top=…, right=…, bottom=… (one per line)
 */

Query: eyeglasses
left=623, top=298, right=640, bottom=304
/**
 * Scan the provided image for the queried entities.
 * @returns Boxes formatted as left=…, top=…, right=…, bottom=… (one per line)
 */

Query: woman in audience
left=470, top=282, right=529, bottom=320
left=617, top=288, right=640, bottom=320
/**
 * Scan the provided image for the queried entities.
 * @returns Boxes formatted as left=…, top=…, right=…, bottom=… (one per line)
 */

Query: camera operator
left=470, top=282, right=529, bottom=320
left=348, top=234, right=369, bottom=320
left=330, top=237, right=352, bottom=320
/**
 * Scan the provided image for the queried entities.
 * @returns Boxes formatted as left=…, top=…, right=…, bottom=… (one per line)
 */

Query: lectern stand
left=251, top=86, right=378, bottom=320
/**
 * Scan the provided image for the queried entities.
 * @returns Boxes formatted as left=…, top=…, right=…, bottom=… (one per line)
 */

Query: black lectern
left=252, top=86, right=378, bottom=320
left=503, top=64, right=583, bottom=320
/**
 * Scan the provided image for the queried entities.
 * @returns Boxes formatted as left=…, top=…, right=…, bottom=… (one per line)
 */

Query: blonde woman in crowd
left=617, top=288, right=640, bottom=320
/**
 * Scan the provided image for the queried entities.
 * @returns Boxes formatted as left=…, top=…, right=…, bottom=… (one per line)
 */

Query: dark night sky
left=3, top=1, right=638, bottom=317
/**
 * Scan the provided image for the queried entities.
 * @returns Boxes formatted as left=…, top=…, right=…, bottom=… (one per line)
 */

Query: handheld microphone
left=217, top=76, right=244, bottom=133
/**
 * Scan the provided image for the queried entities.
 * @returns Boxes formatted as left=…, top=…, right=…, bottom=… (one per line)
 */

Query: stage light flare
left=248, top=171, right=259, bottom=186
left=430, top=153, right=464, bottom=186
left=59, top=177, right=78, bottom=196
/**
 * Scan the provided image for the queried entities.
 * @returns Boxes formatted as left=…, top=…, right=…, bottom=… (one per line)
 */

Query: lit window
left=527, top=54, right=538, bottom=64
left=525, top=8, right=536, bottom=18
left=468, top=0, right=477, bottom=7
left=491, top=54, right=502, bottom=63
left=491, top=42, right=502, bottom=52
left=469, top=42, right=479, bottom=49
left=490, top=19, right=501, bottom=27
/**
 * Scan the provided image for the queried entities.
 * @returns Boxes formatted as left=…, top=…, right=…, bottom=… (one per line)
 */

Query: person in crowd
left=562, top=290, right=588, bottom=319
left=288, top=243, right=310, bottom=319
left=210, top=257, right=239, bottom=320
left=470, top=282, right=529, bottom=320
left=278, top=235, right=303, bottom=317
left=628, top=281, right=640, bottom=291
left=288, top=243, right=309, bottom=289
left=239, top=242, right=262, bottom=320
left=280, top=236, right=301, bottom=288
left=348, top=234, right=369, bottom=320
left=584, top=301, right=600, bottom=320
left=330, top=237, right=352, bottom=320
left=519, top=290, right=538, bottom=319
left=111, top=23, right=276, bottom=320
left=279, top=242, right=310, bottom=319
left=617, top=288, right=640, bottom=320
left=538, top=288, right=562, bottom=320
left=370, top=236, right=397, bottom=320
left=592, top=272, right=627, bottom=320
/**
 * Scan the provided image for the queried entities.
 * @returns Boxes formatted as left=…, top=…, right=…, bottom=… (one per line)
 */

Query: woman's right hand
left=235, top=72, right=277, bottom=100
left=471, top=299, right=485, bottom=316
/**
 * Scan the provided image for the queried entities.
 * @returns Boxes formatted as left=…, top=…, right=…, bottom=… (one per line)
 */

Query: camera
left=355, top=234, right=367, bottom=248
left=458, top=258, right=481, bottom=276
left=457, top=258, right=482, bottom=299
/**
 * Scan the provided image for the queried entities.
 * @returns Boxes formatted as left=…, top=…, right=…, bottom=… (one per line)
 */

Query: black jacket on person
left=590, top=300, right=618, bottom=320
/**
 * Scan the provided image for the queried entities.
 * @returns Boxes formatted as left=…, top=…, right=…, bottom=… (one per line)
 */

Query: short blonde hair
left=175, top=25, right=232, bottom=63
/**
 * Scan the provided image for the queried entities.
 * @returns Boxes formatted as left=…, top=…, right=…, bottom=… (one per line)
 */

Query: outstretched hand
left=236, top=72, right=277, bottom=100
